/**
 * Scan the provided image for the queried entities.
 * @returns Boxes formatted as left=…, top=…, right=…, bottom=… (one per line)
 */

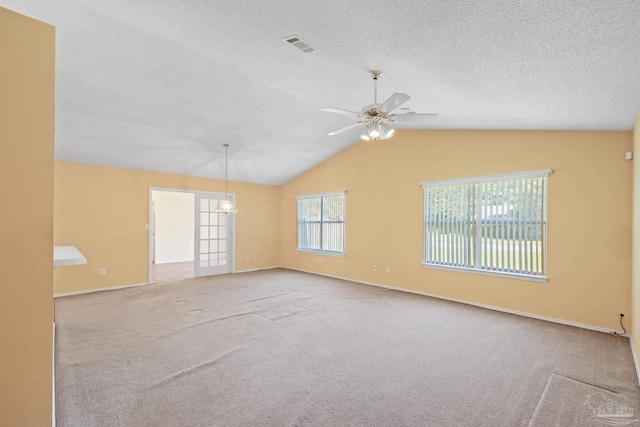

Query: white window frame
left=420, top=170, right=552, bottom=282
left=295, top=191, right=346, bottom=256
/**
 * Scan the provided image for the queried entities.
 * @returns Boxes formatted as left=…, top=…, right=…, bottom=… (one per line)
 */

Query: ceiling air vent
left=283, top=35, right=314, bottom=54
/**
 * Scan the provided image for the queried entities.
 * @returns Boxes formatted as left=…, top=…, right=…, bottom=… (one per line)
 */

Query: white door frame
left=148, top=187, right=236, bottom=283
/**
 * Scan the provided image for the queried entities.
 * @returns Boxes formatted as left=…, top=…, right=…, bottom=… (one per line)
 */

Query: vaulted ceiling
left=4, top=1, right=640, bottom=185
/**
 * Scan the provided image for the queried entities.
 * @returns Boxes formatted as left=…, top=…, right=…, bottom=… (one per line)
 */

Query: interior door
left=194, top=193, right=233, bottom=277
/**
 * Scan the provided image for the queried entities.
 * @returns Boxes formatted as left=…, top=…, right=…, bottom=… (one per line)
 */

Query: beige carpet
left=528, top=373, right=639, bottom=426
left=55, top=269, right=640, bottom=426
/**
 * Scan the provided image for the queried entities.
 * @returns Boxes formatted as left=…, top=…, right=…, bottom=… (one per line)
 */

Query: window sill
left=297, top=249, right=345, bottom=258
left=422, top=263, right=548, bottom=283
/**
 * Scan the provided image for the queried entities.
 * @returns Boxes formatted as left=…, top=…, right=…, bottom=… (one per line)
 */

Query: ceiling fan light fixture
left=369, top=122, right=380, bottom=138
left=380, top=122, right=394, bottom=138
left=361, top=126, right=371, bottom=140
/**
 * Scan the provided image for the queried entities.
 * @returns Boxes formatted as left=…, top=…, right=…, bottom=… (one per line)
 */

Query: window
left=296, top=192, right=345, bottom=255
left=421, top=170, right=551, bottom=281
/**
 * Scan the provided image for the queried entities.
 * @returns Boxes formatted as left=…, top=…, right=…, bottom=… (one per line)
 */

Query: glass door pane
left=194, top=193, right=233, bottom=277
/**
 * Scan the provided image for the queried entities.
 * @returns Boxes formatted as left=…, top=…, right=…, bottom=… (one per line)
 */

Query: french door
left=194, top=192, right=234, bottom=277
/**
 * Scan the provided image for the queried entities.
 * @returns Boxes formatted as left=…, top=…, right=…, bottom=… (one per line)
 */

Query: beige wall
left=633, top=110, right=640, bottom=358
left=54, top=161, right=281, bottom=294
left=281, top=130, right=632, bottom=331
left=0, top=7, right=54, bottom=426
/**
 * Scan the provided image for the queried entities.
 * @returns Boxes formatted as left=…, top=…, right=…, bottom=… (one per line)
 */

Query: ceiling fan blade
left=380, top=92, right=411, bottom=113
left=328, top=122, right=364, bottom=136
left=322, top=107, right=362, bottom=117
left=391, top=113, right=439, bottom=122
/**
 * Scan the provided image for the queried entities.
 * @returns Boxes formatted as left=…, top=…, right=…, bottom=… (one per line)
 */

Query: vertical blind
left=422, top=170, right=550, bottom=277
left=297, top=192, right=345, bottom=254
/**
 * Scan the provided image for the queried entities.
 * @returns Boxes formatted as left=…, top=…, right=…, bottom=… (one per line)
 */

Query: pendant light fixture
left=213, top=143, right=238, bottom=214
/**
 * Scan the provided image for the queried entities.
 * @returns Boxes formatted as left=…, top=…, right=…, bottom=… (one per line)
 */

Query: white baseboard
left=53, top=267, right=627, bottom=338
left=54, top=282, right=150, bottom=298
left=52, top=321, right=55, bottom=427
left=234, top=266, right=282, bottom=274
left=51, top=266, right=636, bottom=388
left=283, top=267, right=626, bottom=336
left=630, top=335, right=640, bottom=387
left=53, top=266, right=284, bottom=298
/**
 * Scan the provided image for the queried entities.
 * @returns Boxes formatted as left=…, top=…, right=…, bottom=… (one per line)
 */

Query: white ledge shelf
left=422, top=263, right=548, bottom=282
left=54, top=246, right=87, bottom=267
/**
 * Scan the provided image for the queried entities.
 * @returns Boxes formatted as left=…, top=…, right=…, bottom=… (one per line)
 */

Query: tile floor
left=152, top=261, right=194, bottom=283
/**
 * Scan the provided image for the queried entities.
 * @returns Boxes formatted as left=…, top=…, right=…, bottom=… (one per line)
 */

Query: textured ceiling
left=3, top=1, right=640, bottom=185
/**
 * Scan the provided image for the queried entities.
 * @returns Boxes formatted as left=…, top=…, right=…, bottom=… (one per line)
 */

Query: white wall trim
left=53, top=266, right=283, bottom=297
left=52, top=321, right=56, bottom=427
left=282, top=267, right=625, bottom=335
left=53, top=268, right=628, bottom=338
left=420, top=169, right=553, bottom=188
left=297, top=249, right=345, bottom=257
left=234, top=266, right=282, bottom=274
left=630, top=335, right=640, bottom=387
left=294, top=190, right=346, bottom=200
left=423, top=263, right=548, bottom=282
left=54, top=282, right=150, bottom=298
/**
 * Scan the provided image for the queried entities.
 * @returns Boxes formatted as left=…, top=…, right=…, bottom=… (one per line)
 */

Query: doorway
left=148, top=188, right=235, bottom=284
left=150, top=190, right=195, bottom=283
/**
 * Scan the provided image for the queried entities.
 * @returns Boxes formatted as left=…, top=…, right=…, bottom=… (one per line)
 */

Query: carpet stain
left=147, top=346, right=241, bottom=390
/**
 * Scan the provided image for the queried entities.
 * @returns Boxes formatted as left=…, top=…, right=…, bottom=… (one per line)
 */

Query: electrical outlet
left=373, top=265, right=377, bottom=272
left=385, top=267, right=390, bottom=274
left=100, top=268, right=106, bottom=276
left=318, top=257, right=322, bottom=263
left=246, top=255, right=251, bottom=261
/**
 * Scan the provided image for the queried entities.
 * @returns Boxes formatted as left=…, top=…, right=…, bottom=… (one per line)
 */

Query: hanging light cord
left=223, top=143, right=229, bottom=199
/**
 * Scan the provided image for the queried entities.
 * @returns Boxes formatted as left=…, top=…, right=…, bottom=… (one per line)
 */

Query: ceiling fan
left=322, top=70, right=438, bottom=140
